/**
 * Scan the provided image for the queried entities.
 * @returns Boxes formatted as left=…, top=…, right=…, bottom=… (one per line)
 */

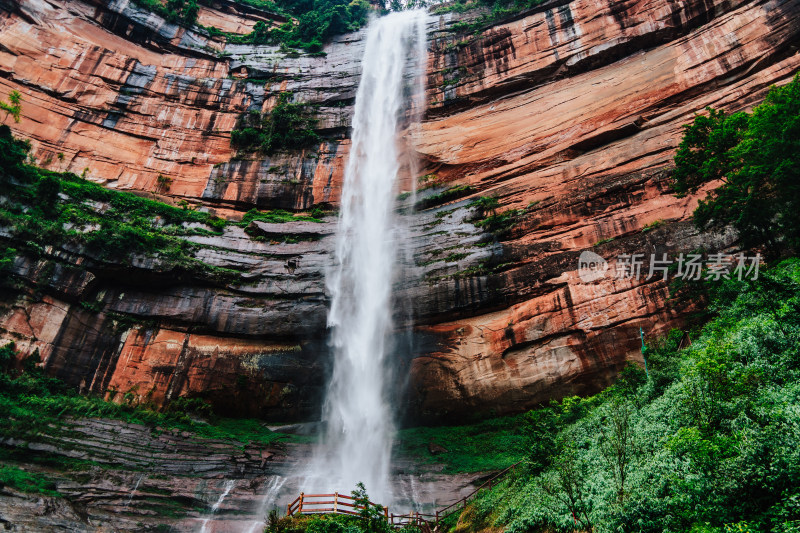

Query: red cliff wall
left=0, top=0, right=798, bottom=422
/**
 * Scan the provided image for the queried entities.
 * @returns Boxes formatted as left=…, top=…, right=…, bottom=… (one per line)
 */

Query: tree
left=598, top=397, right=635, bottom=506
left=672, top=74, right=800, bottom=256
left=351, top=482, right=389, bottom=533
left=0, top=90, right=22, bottom=123
left=541, top=437, right=594, bottom=531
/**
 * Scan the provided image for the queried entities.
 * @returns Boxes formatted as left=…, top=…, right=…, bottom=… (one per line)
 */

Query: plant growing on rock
left=0, top=90, right=22, bottom=123
left=673, top=74, right=800, bottom=257
left=131, top=0, right=199, bottom=25
left=230, top=0, right=370, bottom=51
left=231, top=93, right=320, bottom=154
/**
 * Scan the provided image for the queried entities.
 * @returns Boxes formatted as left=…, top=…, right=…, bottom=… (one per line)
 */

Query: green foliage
left=231, top=93, right=320, bottom=154
left=240, top=208, right=307, bottom=225
left=0, top=127, right=239, bottom=282
left=673, top=74, right=800, bottom=256
left=0, top=124, right=31, bottom=182
left=416, top=185, right=476, bottom=209
left=156, top=173, right=173, bottom=192
left=450, top=259, right=800, bottom=533
left=230, top=0, right=370, bottom=51
left=0, top=342, right=286, bottom=445
left=642, top=219, right=665, bottom=232
left=435, top=0, right=546, bottom=37
left=474, top=208, right=523, bottom=236
left=0, top=464, right=61, bottom=497
left=469, top=196, right=500, bottom=216
left=397, top=413, right=529, bottom=473
left=131, top=0, right=199, bottom=25
left=352, top=483, right=390, bottom=533
left=0, top=90, right=22, bottom=123
left=268, top=512, right=422, bottom=533
left=34, top=174, right=61, bottom=219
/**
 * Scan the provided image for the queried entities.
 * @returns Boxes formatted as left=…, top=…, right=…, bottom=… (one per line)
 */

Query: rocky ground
left=0, top=416, right=489, bottom=532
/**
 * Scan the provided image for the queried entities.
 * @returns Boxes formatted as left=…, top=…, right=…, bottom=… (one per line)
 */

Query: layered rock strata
left=0, top=0, right=798, bottom=424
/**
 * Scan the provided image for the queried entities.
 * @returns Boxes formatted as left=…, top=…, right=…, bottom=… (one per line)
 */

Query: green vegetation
left=437, top=259, right=800, bottom=533
left=397, top=414, right=528, bottom=473
left=434, top=0, right=547, bottom=39
left=228, top=0, right=370, bottom=52
left=239, top=207, right=321, bottom=225
left=594, top=237, right=615, bottom=246
left=474, top=207, right=524, bottom=236
left=469, top=195, right=500, bottom=216
left=673, top=74, right=800, bottom=257
left=641, top=219, right=665, bottom=233
left=270, top=485, right=420, bottom=533
left=231, top=93, right=320, bottom=154
left=127, top=0, right=368, bottom=50
left=0, top=342, right=284, bottom=445
left=0, top=90, right=22, bottom=123
left=0, top=464, right=61, bottom=497
left=0, top=125, right=238, bottom=282
left=131, top=0, right=199, bottom=25
left=416, top=184, right=476, bottom=209
left=468, top=196, right=533, bottom=238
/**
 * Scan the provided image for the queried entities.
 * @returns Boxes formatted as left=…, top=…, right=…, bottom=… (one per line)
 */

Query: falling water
left=125, top=473, right=144, bottom=507
left=199, top=479, right=236, bottom=533
left=305, top=9, right=428, bottom=504
left=245, top=476, right=287, bottom=533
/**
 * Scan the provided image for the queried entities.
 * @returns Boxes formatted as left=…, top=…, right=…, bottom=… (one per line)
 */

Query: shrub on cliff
left=673, top=74, right=800, bottom=257
left=132, top=0, right=199, bottom=25
left=230, top=0, right=370, bottom=51
left=0, top=125, right=31, bottom=183
left=0, top=90, right=22, bottom=123
left=231, top=93, right=320, bottom=153
left=0, top=128, right=238, bottom=282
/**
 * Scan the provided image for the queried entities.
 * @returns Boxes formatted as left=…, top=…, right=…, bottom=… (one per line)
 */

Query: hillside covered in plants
left=1, top=0, right=799, bottom=530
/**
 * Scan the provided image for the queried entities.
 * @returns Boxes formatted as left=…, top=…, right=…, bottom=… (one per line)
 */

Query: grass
left=239, top=208, right=321, bottom=226
left=0, top=464, right=61, bottom=497
left=396, top=414, right=529, bottom=474
left=417, top=185, right=477, bottom=209
left=0, top=343, right=291, bottom=447
left=642, top=219, right=666, bottom=232
left=0, top=126, right=325, bottom=287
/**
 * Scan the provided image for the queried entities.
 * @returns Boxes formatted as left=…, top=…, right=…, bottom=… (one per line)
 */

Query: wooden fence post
left=334, top=492, right=338, bottom=514
left=299, top=492, right=305, bottom=514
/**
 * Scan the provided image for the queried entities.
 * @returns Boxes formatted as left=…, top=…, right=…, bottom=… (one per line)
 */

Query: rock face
left=1, top=0, right=799, bottom=426
left=0, top=416, right=300, bottom=531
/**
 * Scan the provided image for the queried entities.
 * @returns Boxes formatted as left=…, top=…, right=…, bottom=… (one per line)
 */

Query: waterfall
left=305, top=9, right=428, bottom=504
left=199, top=479, right=236, bottom=533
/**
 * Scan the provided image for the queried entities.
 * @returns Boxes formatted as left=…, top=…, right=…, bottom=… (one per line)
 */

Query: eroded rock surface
left=0, top=0, right=798, bottom=424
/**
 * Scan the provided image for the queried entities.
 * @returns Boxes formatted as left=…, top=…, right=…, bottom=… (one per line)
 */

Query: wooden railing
left=285, top=460, right=523, bottom=527
left=434, top=460, right=523, bottom=522
left=287, top=492, right=385, bottom=517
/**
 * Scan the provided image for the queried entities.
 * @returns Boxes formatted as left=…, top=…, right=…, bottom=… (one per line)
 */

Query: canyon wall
left=1, top=0, right=799, bottom=423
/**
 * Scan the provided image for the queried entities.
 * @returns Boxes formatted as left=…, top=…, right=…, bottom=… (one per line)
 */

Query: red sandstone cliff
left=0, top=0, right=798, bottom=424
